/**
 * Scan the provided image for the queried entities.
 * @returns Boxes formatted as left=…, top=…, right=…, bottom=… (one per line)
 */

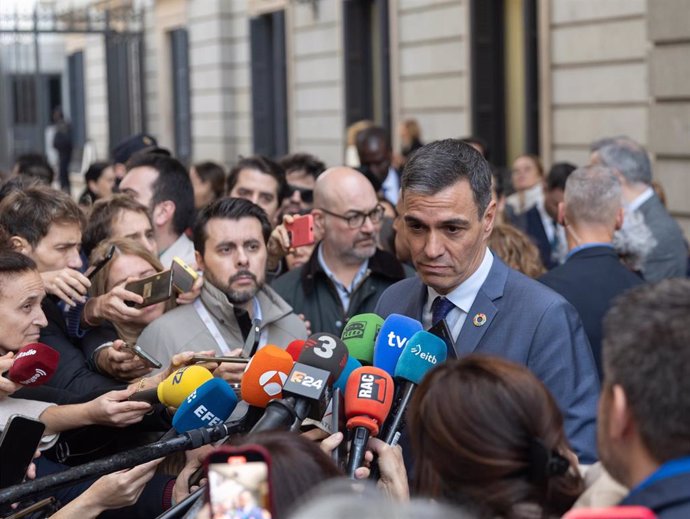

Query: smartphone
left=563, top=507, right=657, bottom=519
left=206, top=445, right=273, bottom=519
left=285, top=214, right=315, bottom=248
left=85, top=244, right=116, bottom=280
left=427, top=318, right=456, bottom=359
left=0, top=415, right=45, bottom=488
left=125, top=269, right=173, bottom=308
left=124, top=343, right=163, bottom=369
left=191, top=355, right=249, bottom=365
left=171, top=256, right=199, bottom=294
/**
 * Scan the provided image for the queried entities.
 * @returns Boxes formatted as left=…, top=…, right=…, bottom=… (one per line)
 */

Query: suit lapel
left=455, top=256, right=508, bottom=355
left=405, top=278, right=427, bottom=322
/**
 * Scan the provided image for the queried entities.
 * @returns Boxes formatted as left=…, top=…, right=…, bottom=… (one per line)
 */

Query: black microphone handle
left=381, top=380, right=415, bottom=445
left=0, top=424, right=230, bottom=506
left=346, top=426, right=371, bottom=478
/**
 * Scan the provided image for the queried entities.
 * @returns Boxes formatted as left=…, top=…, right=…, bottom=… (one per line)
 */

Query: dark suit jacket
left=374, top=256, right=600, bottom=463
left=637, top=194, right=688, bottom=282
left=621, top=471, right=690, bottom=519
left=519, top=205, right=557, bottom=269
left=539, top=246, right=644, bottom=378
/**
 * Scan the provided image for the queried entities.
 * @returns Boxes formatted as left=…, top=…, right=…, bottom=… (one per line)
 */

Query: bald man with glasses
left=272, top=167, right=410, bottom=335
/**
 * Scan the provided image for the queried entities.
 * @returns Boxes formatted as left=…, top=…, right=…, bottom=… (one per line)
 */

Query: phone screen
left=0, top=415, right=45, bottom=488
left=208, top=459, right=271, bottom=519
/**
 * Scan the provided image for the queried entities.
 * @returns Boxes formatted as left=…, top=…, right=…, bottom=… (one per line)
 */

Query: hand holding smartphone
left=0, top=415, right=45, bottom=488
left=285, top=214, right=315, bottom=248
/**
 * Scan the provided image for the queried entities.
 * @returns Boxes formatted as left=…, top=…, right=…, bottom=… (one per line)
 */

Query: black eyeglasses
left=286, top=184, right=314, bottom=204
left=317, top=204, right=385, bottom=229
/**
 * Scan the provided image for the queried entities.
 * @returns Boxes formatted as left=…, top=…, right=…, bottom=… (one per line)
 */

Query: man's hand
left=176, top=275, right=203, bottom=305
left=298, top=314, right=312, bottom=336
left=212, top=348, right=245, bottom=384
left=0, top=353, right=21, bottom=399
left=86, top=285, right=144, bottom=326
left=86, top=387, right=152, bottom=427
left=134, top=350, right=216, bottom=390
left=41, top=268, right=90, bottom=307
left=361, top=438, right=409, bottom=501
left=96, top=340, right=152, bottom=381
left=266, top=214, right=296, bottom=270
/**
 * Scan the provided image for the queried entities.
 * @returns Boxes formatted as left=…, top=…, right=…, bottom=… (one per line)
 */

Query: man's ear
left=483, top=199, right=497, bottom=235
left=610, top=384, right=634, bottom=440
left=152, top=201, right=175, bottom=228
left=10, top=235, right=30, bottom=254
left=195, top=250, right=205, bottom=272
left=312, top=209, right=326, bottom=236
left=615, top=207, right=624, bottom=231
left=557, top=202, right=566, bottom=226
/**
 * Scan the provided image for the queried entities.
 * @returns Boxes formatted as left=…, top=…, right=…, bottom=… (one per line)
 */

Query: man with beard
left=272, top=167, right=409, bottom=336
left=137, top=198, right=307, bottom=382
left=596, top=279, right=690, bottom=517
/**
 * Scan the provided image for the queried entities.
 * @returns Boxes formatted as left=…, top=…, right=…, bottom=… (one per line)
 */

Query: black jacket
left=539, top=245, right=643, bottom=378
left=271, top=248, right=409, bottom=336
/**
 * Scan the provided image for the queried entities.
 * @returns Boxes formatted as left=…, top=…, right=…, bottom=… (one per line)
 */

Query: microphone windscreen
left=341, top=313, right=383, bottom=364
left=373, top=314, right=423, bottom=376
left=157, top=365, right=214, bottom=407
left=285, top=340, right=306, bottom=361
left=299, top=333, right=349, bottom=383
left=7, top=343, right=60, bottom=386
left=344, top=366, right=394, bottom=436
left=241, top=345, right=294, bottom=408
left=394, top=331, right=447, bottom=384
left=172, top=378, right=238, bottom=433
left=333, top=355, right=362, bottom=394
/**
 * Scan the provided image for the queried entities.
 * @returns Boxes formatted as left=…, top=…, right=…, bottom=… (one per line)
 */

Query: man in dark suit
left=375, top=139, right=600, bottom=463
left=598, top=280, right=690, bottom=518
left=593, top=137, right=687, bottom=281
left=539, top=165, right=643, bottom=378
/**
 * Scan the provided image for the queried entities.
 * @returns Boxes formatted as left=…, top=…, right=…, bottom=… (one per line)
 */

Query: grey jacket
left=137, top=280, right=308, bottom=370
left=638, top=194, right=687, bottom=281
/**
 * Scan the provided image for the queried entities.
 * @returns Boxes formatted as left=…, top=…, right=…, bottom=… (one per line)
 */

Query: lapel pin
left=472, top=313, right=487, bottom=327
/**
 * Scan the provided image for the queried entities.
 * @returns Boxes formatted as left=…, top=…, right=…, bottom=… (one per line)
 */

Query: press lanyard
left=193, top=298, right=267, bottom=356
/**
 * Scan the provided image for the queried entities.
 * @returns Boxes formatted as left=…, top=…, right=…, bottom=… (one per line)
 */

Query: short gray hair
left=564, top=165, right=621, bottom=226
left=402, top=139, right=492, bottom=218
left=596, top=138, right=652, bottom=185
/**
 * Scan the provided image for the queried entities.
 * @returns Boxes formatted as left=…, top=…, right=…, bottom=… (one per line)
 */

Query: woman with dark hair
left=190, top=161, right=226, bottom=210
left=507, top=154, right=544, bottom=216
left=407, top=356, right=584, bottom=518
left=79, top=161, right=116, bottom=210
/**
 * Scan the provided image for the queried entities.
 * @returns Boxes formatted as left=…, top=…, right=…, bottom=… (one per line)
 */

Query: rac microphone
left=340, top=313, right=384, bottom=364
left=344, top=366, right=394, bottom=478
left=129, top=365, right=213, bottom=406
left=380, top=331, right=447, bottom=445
left=250, top=333, right=349, bottom=433
left=241, top=345, right=294, bottom=408
left=172, top=378, right=239, bottom=433
left=373, top=314, right=423, bottom=376
left=6, top=343, right=59, bottom=386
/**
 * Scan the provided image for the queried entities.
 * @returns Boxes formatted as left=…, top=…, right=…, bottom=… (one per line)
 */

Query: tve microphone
left=6, top=343, right=59, bottom=386
left=340, top=313, right=384, bottom=364
left=250, top=333, right=349, bottom=433
left=285, top=339, right=305, bottom=361
left=372, top=314, right=423, bottom=376
left=344, top=366, right=394, bottom=478
left=129, top=365, right=213, bottom=406
left=172, top=378, right=239, bottom=433
left=241, top=345, right=294, bottom=408
left=380, top=331, right=447, bottom=445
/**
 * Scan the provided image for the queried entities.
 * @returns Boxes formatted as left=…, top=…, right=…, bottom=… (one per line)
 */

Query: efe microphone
left=344, top=366, right=394, bottom=478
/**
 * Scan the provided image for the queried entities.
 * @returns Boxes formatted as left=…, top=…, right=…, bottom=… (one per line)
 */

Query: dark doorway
left=68, top=51, right=87, bottom=149
left=249, top=10, right=288, bottom=159
left=170, top=28, right=192, bottom=165
left=343, top=0, right=391, bottom=133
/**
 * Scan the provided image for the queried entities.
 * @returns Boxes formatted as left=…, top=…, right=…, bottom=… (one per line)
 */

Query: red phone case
left=285, top=214, right=315, bottom=248
left=563, top=507, right=656, bottom=519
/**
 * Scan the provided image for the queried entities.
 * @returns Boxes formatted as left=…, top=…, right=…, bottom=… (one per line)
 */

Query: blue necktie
left=431, top=296, right=457, bottom=359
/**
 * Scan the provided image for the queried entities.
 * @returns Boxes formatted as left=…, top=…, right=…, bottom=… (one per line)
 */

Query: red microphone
left=7, top=343, right=60, bottom=387
left=285, top=339, right=305, bottom=362
left=241, top=345, right=294, bottom=408
left=344, top=366, right=394, bottom=478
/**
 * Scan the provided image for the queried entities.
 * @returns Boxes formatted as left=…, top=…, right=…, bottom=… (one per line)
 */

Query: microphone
left=128, top=365, right=213, bottom=406
left=250, top=333, right=349, bottom=433
left=6, top=343, right=59, bottom=387
left=241, top=345, right=294, bottom=408
left=372, top=314, right=423, bottom=376
left=172, top=378, right=239, bottom=433
left=340, top=313, right=384, bottom=364
left=333, top=355, right=362, bottom=394
left=344, top=366, right=394, bottom=478
left=380, top=331, right=447, bottom=445
left=285, top=339, right=306, bottom=361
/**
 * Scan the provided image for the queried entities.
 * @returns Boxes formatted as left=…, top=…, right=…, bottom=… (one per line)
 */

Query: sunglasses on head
left=286, top=184, right=314, bottom=204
